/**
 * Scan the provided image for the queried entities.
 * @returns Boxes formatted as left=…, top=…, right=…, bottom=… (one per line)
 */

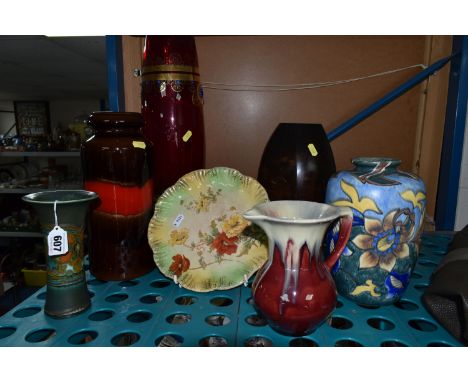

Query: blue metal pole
left=106, top=35, right=125, bottom=112
left=435, top=36, right=468, bottom=230
left=327, top=54, right=457, bottom=142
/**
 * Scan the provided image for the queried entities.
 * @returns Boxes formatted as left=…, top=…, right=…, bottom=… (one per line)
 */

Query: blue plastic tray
left=0, top=232, right=461, bottom=346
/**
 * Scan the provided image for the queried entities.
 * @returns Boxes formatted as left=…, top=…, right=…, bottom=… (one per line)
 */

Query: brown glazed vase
left=81, top=112, right=155, bottom=281
left=141, top=35, right=205, bottom=197
left=257, top=123, right=336, bottom=202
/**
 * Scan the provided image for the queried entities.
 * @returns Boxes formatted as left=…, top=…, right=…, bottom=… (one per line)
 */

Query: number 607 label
left=47, top=226, right=68, bottom=256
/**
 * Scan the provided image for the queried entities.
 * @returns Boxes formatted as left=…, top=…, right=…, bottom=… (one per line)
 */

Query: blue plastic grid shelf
left=0, top=232, right=461, bottom=347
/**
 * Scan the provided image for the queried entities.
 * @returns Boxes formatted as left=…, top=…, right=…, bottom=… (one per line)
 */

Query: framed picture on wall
left=13, top=101, right=50, bottom=138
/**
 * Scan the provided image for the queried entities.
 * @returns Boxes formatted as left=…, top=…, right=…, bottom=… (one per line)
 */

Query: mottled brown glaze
left=82, top=112, right=152, bottom=187
left=88, top=210, right=155, bottom=280
left=82, top=112, right=155, bottom=281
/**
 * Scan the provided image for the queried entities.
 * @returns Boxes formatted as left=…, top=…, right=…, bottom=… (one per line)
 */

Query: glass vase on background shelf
left=325, top=157, right=426, bottom=306
left=81, top=112, right=155, bottom=281
left=141, top=35, right=205, bottom=197
left=54, top=124, right=80, bottom=151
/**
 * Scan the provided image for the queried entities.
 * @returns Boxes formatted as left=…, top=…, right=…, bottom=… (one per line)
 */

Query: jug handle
left=324, top=208, right=353, bottom=272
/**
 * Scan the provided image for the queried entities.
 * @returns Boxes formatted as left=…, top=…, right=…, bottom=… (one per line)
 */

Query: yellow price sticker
left=308, top=143, right=318, bottom=157
left=132, top=141, right=146, bottom=149
left=182, top=130, right=192, bottom=142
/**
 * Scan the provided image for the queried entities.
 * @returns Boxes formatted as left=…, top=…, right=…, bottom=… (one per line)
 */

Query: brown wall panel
left=415, top=36, right=452, bottom=219
left=195, top=36, right=426, bottom=176
left=122, top=36, right=449, bottom=216
left=122, top=36, right=143, bottom=113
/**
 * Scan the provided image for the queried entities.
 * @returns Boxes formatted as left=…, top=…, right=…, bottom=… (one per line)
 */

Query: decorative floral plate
left=148, top=167, right=269, bottom=292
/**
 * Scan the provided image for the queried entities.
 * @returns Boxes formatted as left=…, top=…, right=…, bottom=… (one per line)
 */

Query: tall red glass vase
left=141, top=36, right=205, bottom=197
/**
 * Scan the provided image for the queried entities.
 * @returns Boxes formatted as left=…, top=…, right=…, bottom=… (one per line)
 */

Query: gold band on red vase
left=142, top=73, right=200, bottom=82
left=141, top=64, right=200, bottom=82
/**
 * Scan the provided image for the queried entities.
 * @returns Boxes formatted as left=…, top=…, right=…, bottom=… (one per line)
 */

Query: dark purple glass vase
left=258, top=123, right=336, bottom=202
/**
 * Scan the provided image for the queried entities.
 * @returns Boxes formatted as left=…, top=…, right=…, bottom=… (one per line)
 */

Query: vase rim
left=243, top=200, right=352, bottom=225
left=87, top=112, right=143, bottom=129
left=352, top=157, right=401, bottom=166
left=22, top=190, right=98, bottom=205
left=277, top=122, right=324, bottom=127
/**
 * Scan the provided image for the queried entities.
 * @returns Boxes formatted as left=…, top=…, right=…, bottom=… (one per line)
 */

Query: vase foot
left=44, top=282, right=91, bottom=319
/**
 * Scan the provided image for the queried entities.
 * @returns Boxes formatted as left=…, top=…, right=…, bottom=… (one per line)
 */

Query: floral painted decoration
left=148, top=167, right=269, bottom=292
left=169, top=228, right=189, bottom=246
left=325, top=158, right=426, bottom=306
left=211, top=231, right=239, bottom=256
left=222, top=213, right=250, bottom=238
left=353, top=209, right=414, bottom=272
left=169, top=254, right=190, bottom=277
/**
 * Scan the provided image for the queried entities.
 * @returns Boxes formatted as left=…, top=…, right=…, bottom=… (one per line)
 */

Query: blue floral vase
left=325, top=157, right=426, bottom=306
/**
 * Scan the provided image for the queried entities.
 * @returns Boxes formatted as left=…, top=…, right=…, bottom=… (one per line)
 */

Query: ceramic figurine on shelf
left=141, top=35, right=205, bottom=197
left=82, top=112, right=155, bottom=281
left=243, top=200, right=352, bottom=336
left=325, top=157, right=426, bottom=306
